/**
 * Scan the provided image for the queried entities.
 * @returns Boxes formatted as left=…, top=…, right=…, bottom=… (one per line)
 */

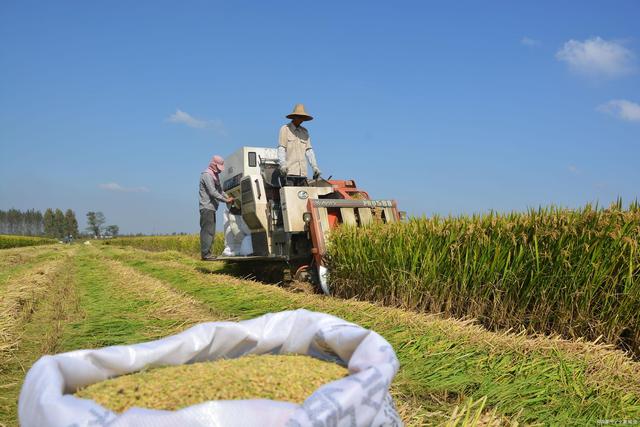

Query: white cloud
left=568, top=165, right=580, bottom=175
left=167, top=109, right=207, bottom=128
left=597, top=99, right=640, bottom=122
left=99, top=182, right=150, bottom=193
left=521, top=37, right=540, bottom=47
left=167, top=109, right=227, bottom=135
left=556, top=37, right=635, bottom=78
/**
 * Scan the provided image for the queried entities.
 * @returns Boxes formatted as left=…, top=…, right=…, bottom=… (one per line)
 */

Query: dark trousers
left=284, top=176, right=308, bottom=187
left=200, top=208, right=216, bottom=259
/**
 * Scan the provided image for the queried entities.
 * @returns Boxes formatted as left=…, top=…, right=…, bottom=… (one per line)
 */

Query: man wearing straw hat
left=199, top=155, right=234, bottom=260
left=278, top=104, right=322, bottom=186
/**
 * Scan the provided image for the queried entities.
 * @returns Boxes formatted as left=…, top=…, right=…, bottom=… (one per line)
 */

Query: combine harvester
left=218, top=147, right=403, bottom=294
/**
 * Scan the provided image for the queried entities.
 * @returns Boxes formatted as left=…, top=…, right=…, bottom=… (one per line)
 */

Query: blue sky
left=1, top=1, right=639, bottom=234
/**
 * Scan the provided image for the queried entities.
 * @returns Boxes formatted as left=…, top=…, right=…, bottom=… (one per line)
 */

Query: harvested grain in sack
left=19, top=309, right=402, bottom=427
left=75, top=354, right=349, bottom=412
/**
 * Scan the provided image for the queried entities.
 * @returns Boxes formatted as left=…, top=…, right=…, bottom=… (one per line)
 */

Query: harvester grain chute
left=217, top=147, right=402, bottom=294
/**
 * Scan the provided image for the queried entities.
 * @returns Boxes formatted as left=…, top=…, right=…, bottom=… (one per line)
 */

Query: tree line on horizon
left=1, top=208, right=125, bottom=240
left=0, top=209, right=121, bottom=239
left=0, top=208, right=79, bottom=239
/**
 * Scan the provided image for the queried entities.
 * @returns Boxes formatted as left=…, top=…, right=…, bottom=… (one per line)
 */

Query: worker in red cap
left=199, top=155, right=234, bottom=260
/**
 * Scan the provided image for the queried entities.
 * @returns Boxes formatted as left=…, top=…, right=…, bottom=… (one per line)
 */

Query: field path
left=0, top=246, right=221, bottom=427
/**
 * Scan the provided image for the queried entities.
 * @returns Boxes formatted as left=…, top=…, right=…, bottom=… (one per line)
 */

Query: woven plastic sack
left=222, top=210, right=253, bottom=256
left=19, top=309, right=402, bottom=427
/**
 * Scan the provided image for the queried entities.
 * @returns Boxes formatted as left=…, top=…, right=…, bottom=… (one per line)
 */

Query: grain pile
left=75, top=354, right=349, bottom=412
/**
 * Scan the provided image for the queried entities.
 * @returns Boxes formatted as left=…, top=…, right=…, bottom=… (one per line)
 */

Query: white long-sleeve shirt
left=278, top=122, right=319, bottom=176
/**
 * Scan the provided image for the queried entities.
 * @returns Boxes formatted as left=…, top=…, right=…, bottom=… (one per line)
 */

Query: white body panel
left=280, top=186, right=332, bottom=232
left=241, top=174, right=269, bottom=233
left=219, top=146, right=277, bottom=188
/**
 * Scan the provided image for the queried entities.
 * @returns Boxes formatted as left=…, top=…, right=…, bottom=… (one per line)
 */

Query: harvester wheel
left=293, top=264, right=329, bottom=295
left=293, top=265, right=312, bottom=282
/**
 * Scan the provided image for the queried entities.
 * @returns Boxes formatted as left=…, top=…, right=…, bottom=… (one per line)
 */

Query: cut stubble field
left=0, top=243, right=639, bottom=426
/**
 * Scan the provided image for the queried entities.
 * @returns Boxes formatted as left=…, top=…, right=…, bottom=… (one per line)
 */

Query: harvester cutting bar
left=306, top=198, right=400, bottom=294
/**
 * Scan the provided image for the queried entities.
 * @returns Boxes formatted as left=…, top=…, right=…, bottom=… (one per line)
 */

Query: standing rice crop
left=0, top=235, right=57, bottom=249
left=327, top=200, right=640, bottom=355
left=109, top=234, right=224, bottom=257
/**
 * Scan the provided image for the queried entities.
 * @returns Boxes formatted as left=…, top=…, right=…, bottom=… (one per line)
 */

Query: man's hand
left=227, top=196, right=235, bottom=204
left=313, top=168, right=321, bottom=180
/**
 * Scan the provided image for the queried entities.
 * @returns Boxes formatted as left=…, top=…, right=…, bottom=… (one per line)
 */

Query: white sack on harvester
left=222, top=209, right=253, bottom=256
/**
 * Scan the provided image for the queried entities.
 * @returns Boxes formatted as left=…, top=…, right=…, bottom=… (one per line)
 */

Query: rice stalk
left=0, top=258, right=67, bottom=370
left=327, top=201, right=640, bottom=355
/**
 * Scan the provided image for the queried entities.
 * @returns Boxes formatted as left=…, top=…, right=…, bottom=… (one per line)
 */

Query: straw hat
left=286, top=104, right=313, bottom=121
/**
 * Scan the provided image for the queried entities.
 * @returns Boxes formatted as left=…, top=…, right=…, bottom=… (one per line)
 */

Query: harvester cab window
left=248, top=152, right=257, bottom=167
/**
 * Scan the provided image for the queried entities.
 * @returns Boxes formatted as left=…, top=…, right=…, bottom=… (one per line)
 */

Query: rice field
left=0, top=234, right=57, bottom=249
left=327, top=201, right=640, bottom=356
left=1, top=242, right=639, bottom=426
left=110, top=202, right=640, bottom=357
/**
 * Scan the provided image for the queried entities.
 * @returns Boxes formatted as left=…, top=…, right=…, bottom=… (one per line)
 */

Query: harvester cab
left=218, top=146, right=401, bottom=294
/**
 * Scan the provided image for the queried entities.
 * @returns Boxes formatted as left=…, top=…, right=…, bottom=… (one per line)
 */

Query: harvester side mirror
left=399, top=211, right=408, bottom=221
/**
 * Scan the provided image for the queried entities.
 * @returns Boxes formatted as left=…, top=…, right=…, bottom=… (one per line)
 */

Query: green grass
left=100, top=245, right=640, bottom=426
left=59, top=251, right=195, bottom=350
left=0, top=234, right=57, bottom=249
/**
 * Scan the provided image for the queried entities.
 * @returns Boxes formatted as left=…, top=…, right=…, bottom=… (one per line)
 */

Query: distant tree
left=7, top=209, right=20, bottom=234
left=43, top=209, right=55, bottom=237
left=105, top=225, right=119, bottom=237
left=86, top=211, right=106, bottom=238
left=64, top=209, right=79, bottom=237
left=24, top=209, right=36, bottom=235
left=35, top=210, right=44, bottom=235
left=53, top=209, right=65, bottom=239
